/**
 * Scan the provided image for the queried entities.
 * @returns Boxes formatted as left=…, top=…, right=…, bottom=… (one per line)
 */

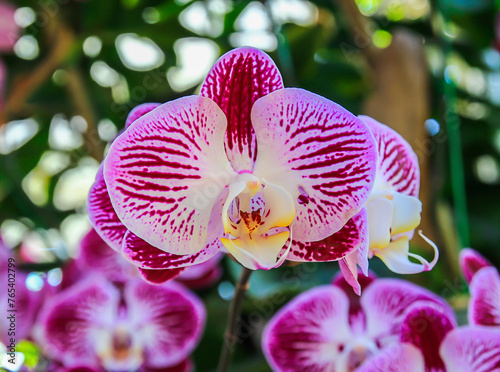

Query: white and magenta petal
left=122, top=230, right=221, bottom=269
left=355, top=343, right=425, bottom=372
left=362, top=279, right=454, bottom=346
left=200, top=47, right=283, bottom=171
left=468, top=266, right=500, bottom=326
left=138, top=267, right=185, bottom=285
left=87, top=165, right=127, bottom=252
left=262, top=285, right=352, bottom=371
left=125, top=103, right=161, bottom=128
left=104, top=96, right=236, bottom=255
left=79, top=228, right=136, bottom=283
left=252, top=88, right=377, bottom=242
left=440, top=327, right=500, bottom=372
left=39, top=278, right=120, bottom=366
left=176, top=252, right=223, bottom=286
left=400, top=306, right=455, bottom=372
left=459, top=248, right=493, bottom=284
left=359, top=115, right=419, bottom=197
left=125, top=280, right=205, bottom=368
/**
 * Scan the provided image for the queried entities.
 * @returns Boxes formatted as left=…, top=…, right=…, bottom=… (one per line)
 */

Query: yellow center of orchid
left=220, top=173, right=296, bottom=270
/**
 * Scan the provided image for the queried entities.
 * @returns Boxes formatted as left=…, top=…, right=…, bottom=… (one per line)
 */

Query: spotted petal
left=359, top=115, right=419, bottom=197
left=459, top=248, right=493, bottom=284
left=362, top=279, right=454, bottom=346
left=104, top=96, right=236, bottom=255
left=138, top=267, right=185, bottom=285
left=440, top=327, right=500, bottom=372
left=87, top=165, right=127, bottom=252
left=122, top=229, right=221, bottom=270
left=262, top=285, right=352, bottom=371
left=252, top=88, right=377, bottom=242
left=355, top=343, right=425, bottom=372
left=79, top=228, right=136, bottom=283
left=39, top=277, right=119, bottom=366
left=400, top=306, right=456, bottom=372
left=468, top=266, right=500, bottom=326
left=200, top=47, right=283, bottom=172
left=126, top=103, right=161, bottom=128
left=125, top=279, right=205, bottom=368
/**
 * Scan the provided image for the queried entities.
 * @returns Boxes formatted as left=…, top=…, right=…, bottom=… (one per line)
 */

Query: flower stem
left=217, top=267, right=253, bottom=372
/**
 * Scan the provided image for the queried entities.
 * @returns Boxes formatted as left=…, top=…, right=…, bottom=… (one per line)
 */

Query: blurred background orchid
left=1, top=0, right=500, bottom=371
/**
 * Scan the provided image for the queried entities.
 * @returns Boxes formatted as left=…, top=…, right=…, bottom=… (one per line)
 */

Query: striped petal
left=200, top=47, right=283, bottom=172
left=355, top=343, right=425, bottom=372
left=459, top=248, right=493, bottom=284
left=262, top=285, right=352, bottom=371
left=104, top=96, right=236, bottom=255
left=287, top=207, right=368, bottom=264
left=122, top=229, right=221, bottom=270
left=87, top=165, right=127, bottom=252
left=359, top=115, right=419, bottom=197
left=440, top=327, right=500, bottom=372
left=79, top=228, right=137, bottom=283
left=400, top=306, right=455, bottom=372
left=126, top=103, right=161, bottom=128
left=362, top=279, right=454, bottom=346
left=125, top=280, right=205, bottom=368
left=468, top=266, right=500, bottom=326
left=138, top=267, right=185, bottom=285
left=252, top=88, right=377, bottom=242
left=39, top=278, right=119, bottom=366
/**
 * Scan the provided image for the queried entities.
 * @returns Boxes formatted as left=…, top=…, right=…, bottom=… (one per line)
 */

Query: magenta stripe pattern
left=200, top=47, right=283, bottom=172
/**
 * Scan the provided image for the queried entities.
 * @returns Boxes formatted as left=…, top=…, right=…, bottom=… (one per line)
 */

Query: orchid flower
left=459, top=248, right=500, bottom=327
left=262, top=273, right=451, bottom=371
left=89, top=47, right=377, bottom=273
left=357, top=116, right=438, bottom=276
left=38, top=275, right=205, bottom=372
left=357, top=305, right=500, bottom=372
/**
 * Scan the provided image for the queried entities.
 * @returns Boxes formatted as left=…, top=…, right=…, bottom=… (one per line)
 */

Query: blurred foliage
left=1, top=0, right=500, bottom=370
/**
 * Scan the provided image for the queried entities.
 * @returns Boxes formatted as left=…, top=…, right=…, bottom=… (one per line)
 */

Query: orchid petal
left=125, top=280, right=205, bottom=368
left=356, top=343, right=425, bottom=372
left=138, top=267, right=185, bottom=285
left=141, top=358, right=193, bottom=372
left=200, top=47, right=283, bottom=171
left=79, top=228, right=136, bottom=282
left=459, top=248, right=493, bottom=284
left=287, top=207, right=368, bottom=265
left=366, top=196, right=392, bottom=249
left=362, top=279, right=454, bottom=347
left=252, top=88, right=377, bottom=242
left=176, top=253, right=223, bottom=289
left=125, top=103, right=161, bottom=128
left=469, top=266, right=500, bottom=326
left=360, top=115, right=419, bottom=197
left=39, top=278, right=119, bottom=366
left=262, top=285, right=352, bottom=371
left=104, top=96, right=236, bottom=255
left=373, top=232, right=438, bottom=274
left=440, top=327, right=500, bottom=372
left=400, top=306, right=456, bottom=372
left=87, top=165, right=127, bottom=252
left=122, top=228, right=221, bottom=270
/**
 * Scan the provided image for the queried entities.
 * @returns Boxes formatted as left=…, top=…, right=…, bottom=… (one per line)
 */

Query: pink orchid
left=459, top=248, right=500, bottom=327
left=37, top=275, right=205, bottom=372
left=357, top=305, right=500, bottom=372
left=89, top=47, right=377, bottom=273
left=262, top=273, right=452, bottom=371
left=0, top=1, right=18, bottom=53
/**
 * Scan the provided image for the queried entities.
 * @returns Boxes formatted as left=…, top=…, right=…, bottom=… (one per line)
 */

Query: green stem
left=217, top=267, right=253, bottom=372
